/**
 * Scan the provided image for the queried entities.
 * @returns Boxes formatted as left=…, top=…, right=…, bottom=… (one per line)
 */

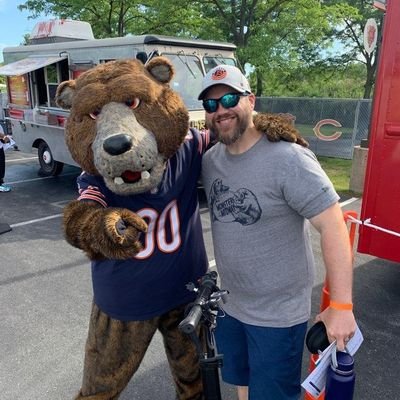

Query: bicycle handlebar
left=179, top=271, right=219, bottom=334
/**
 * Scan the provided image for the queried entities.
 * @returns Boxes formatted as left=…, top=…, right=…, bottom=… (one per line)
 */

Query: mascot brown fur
left=56, top=56, right=307, bottom=400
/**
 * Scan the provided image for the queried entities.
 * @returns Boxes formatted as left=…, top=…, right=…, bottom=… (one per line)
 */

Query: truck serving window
left=36, top=59, right=69, bottom=107
left=163, top=53, right=203, bottom=110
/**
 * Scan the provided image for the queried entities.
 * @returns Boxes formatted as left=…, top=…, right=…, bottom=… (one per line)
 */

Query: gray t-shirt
left=201, top=136, right=339, bottom=327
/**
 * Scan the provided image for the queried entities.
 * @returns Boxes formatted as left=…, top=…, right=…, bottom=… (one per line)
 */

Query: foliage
left=264, top=63, right=366, bottom=98
left=16, top=0, right=382, bottom=99
left=191, top=0, right=337, bottom=95
left=317, top=156, right=352, bottom=193
left=17, top=0, right=338, bottom=93
left=18, top=0, right=204, bottom=38
left=318, top=0, right=384, bottom=98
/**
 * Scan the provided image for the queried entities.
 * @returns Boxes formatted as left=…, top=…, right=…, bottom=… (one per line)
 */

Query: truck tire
left=38, top=141, right=64, bottom=176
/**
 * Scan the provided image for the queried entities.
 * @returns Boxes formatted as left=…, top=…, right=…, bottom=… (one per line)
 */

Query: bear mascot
left=55, top=56, right=307, bottom=400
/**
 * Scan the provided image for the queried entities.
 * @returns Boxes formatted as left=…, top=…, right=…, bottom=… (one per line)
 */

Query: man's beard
left=212, top=115, right=249, bottom=146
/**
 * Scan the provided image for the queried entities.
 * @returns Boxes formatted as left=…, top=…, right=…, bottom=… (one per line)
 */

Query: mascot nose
left=103, top=134, right=133, bottom=156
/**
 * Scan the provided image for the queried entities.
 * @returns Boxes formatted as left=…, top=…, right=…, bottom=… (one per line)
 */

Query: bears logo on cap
left=211, top=67, right=227, bottom=81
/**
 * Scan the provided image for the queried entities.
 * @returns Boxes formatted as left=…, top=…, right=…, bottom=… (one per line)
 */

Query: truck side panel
left=9, top=119, right=77, bottom=167
left=358, top=0, right=400, bottom=262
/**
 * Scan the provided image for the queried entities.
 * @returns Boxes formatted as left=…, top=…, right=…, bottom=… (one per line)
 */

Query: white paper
left=301, top=325, right=363, bottom=398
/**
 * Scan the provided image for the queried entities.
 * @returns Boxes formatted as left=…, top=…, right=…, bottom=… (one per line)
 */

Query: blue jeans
left=215, top=313, right=307, bottom=400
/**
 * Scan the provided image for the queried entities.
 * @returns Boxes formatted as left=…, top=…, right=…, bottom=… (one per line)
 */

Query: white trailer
left=0, top=20, right=237, bottom=176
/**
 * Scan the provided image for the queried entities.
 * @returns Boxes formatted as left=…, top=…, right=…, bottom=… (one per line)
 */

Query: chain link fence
left=255, top=97, right=372, bottom=159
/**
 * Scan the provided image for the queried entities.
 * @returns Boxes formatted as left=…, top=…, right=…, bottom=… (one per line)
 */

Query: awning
left=0, top=55, right=67, bottom=76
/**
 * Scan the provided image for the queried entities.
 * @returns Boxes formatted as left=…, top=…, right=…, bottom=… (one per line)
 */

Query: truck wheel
left=38, top=142, right=64, bottom=176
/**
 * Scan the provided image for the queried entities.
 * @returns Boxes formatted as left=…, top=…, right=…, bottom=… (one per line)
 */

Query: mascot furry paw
left=56, top=56, right=307, bottom=399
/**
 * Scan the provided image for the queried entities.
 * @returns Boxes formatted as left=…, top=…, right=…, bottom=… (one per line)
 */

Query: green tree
left=192, top=0, right=337, bottom=95
left=198, top=0, right=381, bottom=98
left=18, top=0, right=376, bottom=98
left=18, top=0, right=339, bottom=95
left=18, top=0, right=204, bottom=38
left=322, top=0, right=384, bottom=98
left=264, top=62, right=365, bottom=98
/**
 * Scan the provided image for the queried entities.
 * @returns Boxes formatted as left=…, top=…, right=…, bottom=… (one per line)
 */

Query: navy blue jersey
left=76, top=129, right=210, bottom=320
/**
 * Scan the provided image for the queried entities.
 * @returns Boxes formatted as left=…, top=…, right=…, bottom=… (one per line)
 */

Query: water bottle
left=325, top=351, right=355, bottom=400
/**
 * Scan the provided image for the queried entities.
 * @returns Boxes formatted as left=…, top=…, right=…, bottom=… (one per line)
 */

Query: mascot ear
left=146, top=57, right=174, bottom=84
left=56, top=80, right=76, bottom=110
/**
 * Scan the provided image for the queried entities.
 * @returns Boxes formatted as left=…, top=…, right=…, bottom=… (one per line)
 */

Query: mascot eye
left=125, top=98, right=141, bottom=109
left=89, top=109, right=101, bottom=120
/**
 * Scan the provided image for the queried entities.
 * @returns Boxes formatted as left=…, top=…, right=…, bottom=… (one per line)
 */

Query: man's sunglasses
left=202, top=92, right=249, bottom=113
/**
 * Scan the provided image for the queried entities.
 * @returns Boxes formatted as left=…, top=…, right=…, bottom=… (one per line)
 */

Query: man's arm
left=310, top=202, right=357, bottom=351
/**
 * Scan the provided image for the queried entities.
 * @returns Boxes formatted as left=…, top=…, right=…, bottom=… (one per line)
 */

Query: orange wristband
left=329, top=300, right=353, bottom=311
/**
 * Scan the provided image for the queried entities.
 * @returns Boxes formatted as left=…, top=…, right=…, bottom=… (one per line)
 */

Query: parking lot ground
left=0, top=149, right=399, bottom=399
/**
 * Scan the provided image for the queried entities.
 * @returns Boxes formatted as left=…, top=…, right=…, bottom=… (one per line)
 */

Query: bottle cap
left=334, top=351, right=354, bottom=372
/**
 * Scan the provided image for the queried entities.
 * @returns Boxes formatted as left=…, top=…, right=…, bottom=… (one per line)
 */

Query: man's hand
left=0, top=133, right=10, bottom=143
left=315, top=307, right=356, bottom=351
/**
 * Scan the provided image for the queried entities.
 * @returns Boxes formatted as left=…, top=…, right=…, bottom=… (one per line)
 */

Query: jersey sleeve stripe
left=78, top=188, right=108, bottom=208
left=199, top=129, right=210, bottom=154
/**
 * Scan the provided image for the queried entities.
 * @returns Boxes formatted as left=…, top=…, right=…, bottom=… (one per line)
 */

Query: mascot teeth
left=114, top=177, right=124, bottom=185
left=141, top=171, right=151, bottom=180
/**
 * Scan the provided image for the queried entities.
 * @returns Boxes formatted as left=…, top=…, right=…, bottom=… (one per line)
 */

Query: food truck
left=357, top=0, right=400, bottom=262
left=0, top=19, right=237, bottom=175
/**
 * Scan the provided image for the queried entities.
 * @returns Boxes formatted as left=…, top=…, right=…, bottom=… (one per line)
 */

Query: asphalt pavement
left=0, top=149, right=399, bottom=400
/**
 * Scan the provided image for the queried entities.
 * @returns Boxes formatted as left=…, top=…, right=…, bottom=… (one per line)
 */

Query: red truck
left=357, top=0, right=400, bottom=262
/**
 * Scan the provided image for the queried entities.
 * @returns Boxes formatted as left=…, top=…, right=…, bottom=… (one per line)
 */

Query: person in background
left=0, top=123, right=12, bottom=192
left=199, top=65, right=356, bottom=400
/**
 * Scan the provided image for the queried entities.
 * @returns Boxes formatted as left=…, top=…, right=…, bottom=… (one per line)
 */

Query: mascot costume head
left=57, top=57, right=188, bottom=196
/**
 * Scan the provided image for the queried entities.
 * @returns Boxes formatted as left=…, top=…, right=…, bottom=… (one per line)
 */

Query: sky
left=0, top=0, right=48, bottom=62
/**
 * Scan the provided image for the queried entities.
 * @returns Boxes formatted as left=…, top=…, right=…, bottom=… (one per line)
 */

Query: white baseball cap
left=198, top=65, right=251, bottom=100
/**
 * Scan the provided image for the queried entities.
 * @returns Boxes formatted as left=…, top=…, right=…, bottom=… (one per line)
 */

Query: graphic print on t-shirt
left=209, top=178, right=261, bottom=225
